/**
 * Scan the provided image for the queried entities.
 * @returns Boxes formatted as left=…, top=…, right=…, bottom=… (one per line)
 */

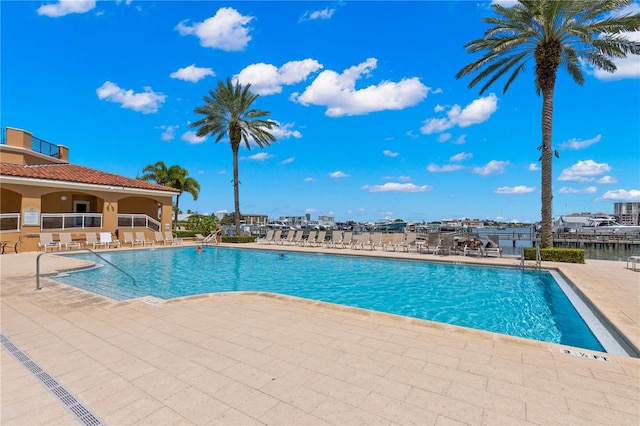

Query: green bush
left=221, top=236, right=256, bottom=244
left=523, top=247, right=585, bottom=264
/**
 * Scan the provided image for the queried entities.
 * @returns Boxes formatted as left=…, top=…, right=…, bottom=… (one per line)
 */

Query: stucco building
left=0, top=127, right=179, bottom=252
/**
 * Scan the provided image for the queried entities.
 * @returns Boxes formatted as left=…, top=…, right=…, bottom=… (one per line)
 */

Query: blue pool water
left=53, top=247, right=605, bottom=351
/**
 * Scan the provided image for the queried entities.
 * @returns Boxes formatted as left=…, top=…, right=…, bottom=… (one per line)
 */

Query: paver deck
left=1, top=244, right=639, bottom=425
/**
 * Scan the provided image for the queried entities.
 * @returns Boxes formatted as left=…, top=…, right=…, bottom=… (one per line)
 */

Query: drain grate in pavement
left=0, top=334, right=105, bottom=426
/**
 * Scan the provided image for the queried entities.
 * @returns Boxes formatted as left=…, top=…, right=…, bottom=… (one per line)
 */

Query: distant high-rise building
left=614, top=202, right=640, bottom=225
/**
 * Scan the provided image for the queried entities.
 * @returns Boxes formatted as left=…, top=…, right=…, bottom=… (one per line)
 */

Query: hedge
left=221, top=236, right=257, bottom=244
left=523, top=247, right=585, bottom=264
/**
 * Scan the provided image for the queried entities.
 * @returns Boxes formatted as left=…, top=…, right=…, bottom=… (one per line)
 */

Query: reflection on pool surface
left=53, top=247, right=605, bottom=351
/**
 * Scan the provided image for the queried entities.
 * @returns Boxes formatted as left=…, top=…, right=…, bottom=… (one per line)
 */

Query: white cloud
left=472, top=160, right=510, bottom=176
left=434, top=104, right=446, bottom=112
left=37, top=0, right=95, bottom=17
left=450, top=152, right=472, bottom=162
left=495, top=186, right=536, bottom=194
left=270, top=122, right=302, bottom=139
left=96, top=81, right=166, bottom=114
left=453, top=135, right=467, bottom=145
left=427, top=164, right=464, bottom=172
left=399, top=175, right=411, bottom=181
left=235, top=59, right=323, bottom=95
left=305, top=177, right=314, bottom=182
left=421, top=94, right=498, bottom=134
left=559, top=134, right=601, bottom=150
left=181, top=131, right=206, bottom=144
left=558, top=186, right=597, bottom=194
left=300, top=7, right=336, bottom=21
left=329, top=171, right=350, bottom=178
left=176, top=7, right=253, bottom=51
left=383, top=150, right=399, bottom=158
left=361, top=182, right=432, bottom=193
left=528, top=163, right=540, bottom=171
left=159, top=125, right=177, bottom=141
left=170, top=64, right=215, bottom=83
left=558, top=160, right=611, bottom=182
left=437, top=133, right=452, bottom=143
left=242, top=152, right=273, bottom=161
left=280, top=157, right=295, bottom=165
left=406, top=130, right=419, bottom=139
left=597, top=175, right=618, bottom=184
left=601, top=189, right=640, bottom=200
left=292, top=58, right=428, bottom=117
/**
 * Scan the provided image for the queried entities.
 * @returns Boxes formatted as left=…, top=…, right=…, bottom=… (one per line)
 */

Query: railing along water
left=36, top=248, right=136, bottom=291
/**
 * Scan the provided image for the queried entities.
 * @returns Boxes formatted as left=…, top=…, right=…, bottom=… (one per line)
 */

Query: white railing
left=117, top=214, right=161, bottom=231
left=41, top=213, right=103, bottom=230
left=0, top=213, right=20, bottom=232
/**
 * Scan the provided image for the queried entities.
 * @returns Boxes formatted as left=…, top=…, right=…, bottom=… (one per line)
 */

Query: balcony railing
left=117, top=214, right=161, bottom=231
left=31, top=135, right=60, bottom=158
left=0, top=213, right=20, bottom=232
left=41, top=213, right=102, bottom=230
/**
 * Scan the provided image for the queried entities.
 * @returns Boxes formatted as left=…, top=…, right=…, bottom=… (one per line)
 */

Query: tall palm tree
left=140, top=161, right=201, bottom=228
left=191, top=78, right=278, bottom=236
left=456, top=0, right=640, bottom=248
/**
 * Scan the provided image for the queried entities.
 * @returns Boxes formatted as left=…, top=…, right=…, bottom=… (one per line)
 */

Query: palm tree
left=191, top=78, right=278, bottom=236
left=140, top=161, right=201, bottom=228
left=456, top=0, right=640, bottom=248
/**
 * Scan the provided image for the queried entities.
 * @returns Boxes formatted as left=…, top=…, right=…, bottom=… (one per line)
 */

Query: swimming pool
left=52, top=247, right=610, bottom=352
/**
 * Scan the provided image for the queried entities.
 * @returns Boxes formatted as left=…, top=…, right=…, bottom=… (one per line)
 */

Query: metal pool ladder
left=36, top=248, right=136, bottom=291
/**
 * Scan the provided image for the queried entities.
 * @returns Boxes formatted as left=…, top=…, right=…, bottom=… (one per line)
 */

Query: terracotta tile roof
left=0, top=163, right=180, bottom=193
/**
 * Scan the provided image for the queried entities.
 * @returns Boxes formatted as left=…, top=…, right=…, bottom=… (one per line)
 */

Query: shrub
left=523, top=247, right=585, bottom=264
left=221, top=236, right=256, bottom=244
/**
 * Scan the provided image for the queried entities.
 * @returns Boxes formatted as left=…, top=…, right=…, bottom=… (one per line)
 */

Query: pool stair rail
left=36, top=248, right=136, bottom=291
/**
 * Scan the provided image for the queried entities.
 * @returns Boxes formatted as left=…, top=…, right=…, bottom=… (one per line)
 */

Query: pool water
left=53, top=247, right=605, bottom=352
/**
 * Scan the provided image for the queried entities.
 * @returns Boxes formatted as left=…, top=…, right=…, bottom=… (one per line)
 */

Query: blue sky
left=3, top=0, right=639, bottom=224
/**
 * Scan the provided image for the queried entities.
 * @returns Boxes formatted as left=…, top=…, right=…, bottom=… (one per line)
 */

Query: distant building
left=614, top=202, right=640, bottom=226
left=243, top=214, right=268, bottom=226
left=317, top=215, right=336, bottom=229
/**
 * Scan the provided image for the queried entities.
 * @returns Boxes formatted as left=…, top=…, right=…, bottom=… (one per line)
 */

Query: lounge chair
left=85, top=232, right=106, bottom=249
left=484, top=234, right=502, bottom=257
left=384, top=233, right=405, bottom=251
left=268, top=230, right=282, bottom=245
left=419, top=233, right=440, bottom=254
left=123, top=232, right=143, bottom=247
left=165, top=231, right=183, bottom=245
left=38, top=233, right=61, bottom=252
left=303, top=230, right=317, bottom=247
left=100, top=232, right=120, bottom=248
left=463, top=234, right=483, bottom=256
left=436, top=233, right=455, bottom=255
left=279, top=231, right=296, bottom=245
left=350, top=233, right=368, bottom=250
left=286, top=230, right=304, bottom=246
left=326, top=230, right=342, bottom=248
left=399, top=232, right=418, bottom=252
left=362, top=232, right=382, bottom=250
left=194, top=233, right=206, bottom=242
left=258, top=229, right=274, bottom=244
left=136, top=231, right=154, bottom=246
left=337, top=231, right=354, bottom=249
left=154, top=231, right=172, bottom=245
left=59, top=233, right=81, bottom=250
left=312, top=230, right=327, bottom=247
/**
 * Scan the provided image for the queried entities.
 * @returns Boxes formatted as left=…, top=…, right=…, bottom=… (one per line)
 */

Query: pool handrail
left=36, top=248, right=136, bottom=290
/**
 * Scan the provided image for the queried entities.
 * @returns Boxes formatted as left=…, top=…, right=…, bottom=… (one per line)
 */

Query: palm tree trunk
left=173, top=193, right=181, bottom=230
left=232, top=145, right=241, bottom=236
left=540, top=87, right=554, bottom=248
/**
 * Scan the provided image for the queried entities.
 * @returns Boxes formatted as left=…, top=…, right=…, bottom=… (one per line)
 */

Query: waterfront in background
left=474, top=227, right=640, bottom=261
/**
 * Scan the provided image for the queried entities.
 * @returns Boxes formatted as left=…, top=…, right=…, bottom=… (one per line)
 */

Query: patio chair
left=194, top=233, right=206, bottom=242
left=136, top=231, right=155, bottom=246
left=278, top=230, right=296, bottom=245
left=268, top=229, right=282, bottom=245
left=363, top=232, right=383, bottom=250
left=398, top=232, right=418, bottom=252
left=463, top=235, right=483, bottom=257
left=85, top=232, right=106, bottom=249
left=59, top=233, right=81, bottom=250
left=312, top=230, right=327, bottom=247
left=286, top=230, right=304, bottom=246
left=350, top=233, right=368, bottom=250
left=257, top=229, right=274, bottom=244
left=420, top=233, right=441, bottom=254
left=334, top=231, right=353, bottom=249
left=154, top=231, right=172, bottom=245
left=123, top=232, right=143, bottom=247
left=436, top=233, right=455, bottom=255
left=384, top=233, right=405, bottom=251
left=165, top=231, right=183, bottom=245
left=100, top=232, right=121, bottom=248
left=302, top=230, right=317, bottom=247
left=38, top=233, right=61, bottom=252
left=326, top=230, right=342, bottom=248
left=484, top=234, right=502, bottom=257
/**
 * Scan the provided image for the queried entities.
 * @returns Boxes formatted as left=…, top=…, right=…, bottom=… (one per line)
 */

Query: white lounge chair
left=398, top=232, right=418, bottom=252
left=436, top=234, right=455, bottom=255
left=287, top=230, right=304, bottom=246
left=268, top=230, right=282, bottom=245
left=303, top=230, right=318, bottom=247
left=258, top=229, right=274, bottom=244
left=154, top=231, right=172, bottom=245
left=362, top=232, right=382, bottom=250
left=278, top=231, right=296, bottom=245
left=312, top=230, right=327, bottom=247
left=339, top=231, right=354, bottom=249
left=384, top=233, right=405, bottom=251
left=59, top=233, right=81, bottom=250
left=100, top=232, right=120, bottom=248
left=165, top=231, right=183, bottom=245
left=38, top=233, right=60, bottom=252
left=85, top=232, right=106, bottom=249
left=484, top=234, right=502, bottom=257
left=136, top=231, right=154, bottom=246
left=123, top=232, right=143, bottom=247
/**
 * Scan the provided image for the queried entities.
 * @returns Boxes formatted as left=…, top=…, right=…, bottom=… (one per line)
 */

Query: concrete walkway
left=1, top=245, right=638, bottom=425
